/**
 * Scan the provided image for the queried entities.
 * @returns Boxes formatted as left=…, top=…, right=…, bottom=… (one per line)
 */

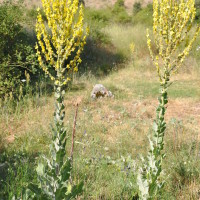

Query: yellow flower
left=130, top=43, right=135, bottom=53
left=35, top=0, right=89, bottom=84
left=55, top=80, right=59, bottom=85
left=147, top=0, right=199, bottom=79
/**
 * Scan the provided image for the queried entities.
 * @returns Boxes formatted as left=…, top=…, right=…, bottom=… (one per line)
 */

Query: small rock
left=91, top=84, right=113, bottom=99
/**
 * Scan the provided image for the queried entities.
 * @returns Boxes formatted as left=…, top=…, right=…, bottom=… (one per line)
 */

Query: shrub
left=115, top=11, right=132, bottom=24
left=132, top=4, right=153, bottom=25
left=195, top=0, right=200, bottom=20
left=0, top=1, right=39, bottom=101
left=85, top=8, right=111, bottom=24
left=84, top=8, right=111, bottom=43
left=133, top=2, right=142, bottom=15
left=112, top=0, right=131, bottom=24
left=0, top=2, right=22, bottom=57
left=0, top=46, right=38, bottom=101
left=113, top=0, right=125, bottom=10
left=26, top=7, right=38, bottom=21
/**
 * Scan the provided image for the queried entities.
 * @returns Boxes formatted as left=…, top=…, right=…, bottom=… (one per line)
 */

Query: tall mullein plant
left=28, top=0, right=88, bottom=199
left=137, top=0, right=200, bottom=199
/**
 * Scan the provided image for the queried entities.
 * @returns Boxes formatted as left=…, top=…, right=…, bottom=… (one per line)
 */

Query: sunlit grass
left=103, top=24, right=149, bottom=58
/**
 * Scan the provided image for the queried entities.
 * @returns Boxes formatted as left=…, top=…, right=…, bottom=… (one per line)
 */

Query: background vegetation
left=0, top=0, right=200, bottom=199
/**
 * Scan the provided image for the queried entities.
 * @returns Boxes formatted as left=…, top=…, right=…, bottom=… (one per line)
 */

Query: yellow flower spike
left=55, top=80, right=59, bottom=85
left=35, top=44, right=39, bottom=50
left=138, top=3, right=200, bottom=198
left=66, top=64, right=70, bottom=69
left=147, top=0, right=199, bottom=82
left=56, top=62, right=59, bottom=70
left=50, top=76, right=55, bottom=81
left=36, top=0, right=88, bottom=84
left=74, top=67, right=78, bottom=72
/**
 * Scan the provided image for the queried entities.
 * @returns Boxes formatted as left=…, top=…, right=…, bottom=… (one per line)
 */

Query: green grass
left=103, top=24, right=149, bottom=58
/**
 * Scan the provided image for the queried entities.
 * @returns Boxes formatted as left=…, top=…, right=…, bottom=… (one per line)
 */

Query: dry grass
left=1, top=63, right=200, bottom=146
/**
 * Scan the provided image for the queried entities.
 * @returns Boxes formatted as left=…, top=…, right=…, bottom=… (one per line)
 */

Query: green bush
left=114, top=11, right=132, bottom=24
left=0, top=45, right=39, bottom=100
left=26, top=7, right=38, bottom=22
left=132, top=4, right=153, bottom=25
left=112, top=0, right=131, bottom=24
left=113, top=0, right=125, bottom=12
left=85, top=8, right=111, bottom=25
left=84, top=8, right=111, bottom=42
left=0, top=1, right=39, bottom=101
left=195, top=0, right=200, bottom=20
left=133, top=2, right=142, bottom=15
left=0, top=2, right=23, bottom=57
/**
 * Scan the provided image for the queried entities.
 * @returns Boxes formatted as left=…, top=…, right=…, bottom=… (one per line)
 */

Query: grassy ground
left=1, top=21, right=200, bottom=200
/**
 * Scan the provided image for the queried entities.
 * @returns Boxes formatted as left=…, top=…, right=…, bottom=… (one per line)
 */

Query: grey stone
left=91, top=84, right=113, bottom=99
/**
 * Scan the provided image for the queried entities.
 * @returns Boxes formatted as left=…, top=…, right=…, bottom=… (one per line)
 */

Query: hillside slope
left=85, top=0, right=152, bottom=9
left=1, top=0, right=152, bottom=9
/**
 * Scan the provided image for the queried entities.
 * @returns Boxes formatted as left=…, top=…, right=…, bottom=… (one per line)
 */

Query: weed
left=137, top=0, right=200, bottom=199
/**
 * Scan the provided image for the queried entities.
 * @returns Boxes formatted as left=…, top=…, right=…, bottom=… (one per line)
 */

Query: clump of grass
left=0, top=151, right=37, bottom=199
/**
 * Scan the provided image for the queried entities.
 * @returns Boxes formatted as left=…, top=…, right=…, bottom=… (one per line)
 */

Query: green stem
left=154, top=75, right=169, bottom=155
left=148, top=70, right=170, bottom=197
left=52, top=67, right=67, bottom=172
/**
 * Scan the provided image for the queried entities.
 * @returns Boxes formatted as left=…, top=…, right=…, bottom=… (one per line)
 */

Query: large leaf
left=65, top=182, right=84, bottom=199
left=36, top=163, right=45, bottom=176
left=28, top=183, right=42, bottom=196
left=60, top=159, right=71, bottom=182
left=55, top=186, right=67, bottom=200
left=137, top=170, right=149, bottom=200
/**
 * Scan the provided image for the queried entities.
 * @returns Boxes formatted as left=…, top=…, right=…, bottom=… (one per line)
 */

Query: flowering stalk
left=26, top=0, right=88, bottom=199
left=137, top=0, right=200, bottom=199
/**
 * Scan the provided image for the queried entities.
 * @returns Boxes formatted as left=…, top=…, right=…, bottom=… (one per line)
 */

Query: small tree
left=133, top=2, right=141, bottom=15
left=137, top=0, right=200, bottom=199
left=0, top=1, right=38, bottom=101
left=113, top=0, right=125, bottom=13
left=27, top=0, right=89, bottom=199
